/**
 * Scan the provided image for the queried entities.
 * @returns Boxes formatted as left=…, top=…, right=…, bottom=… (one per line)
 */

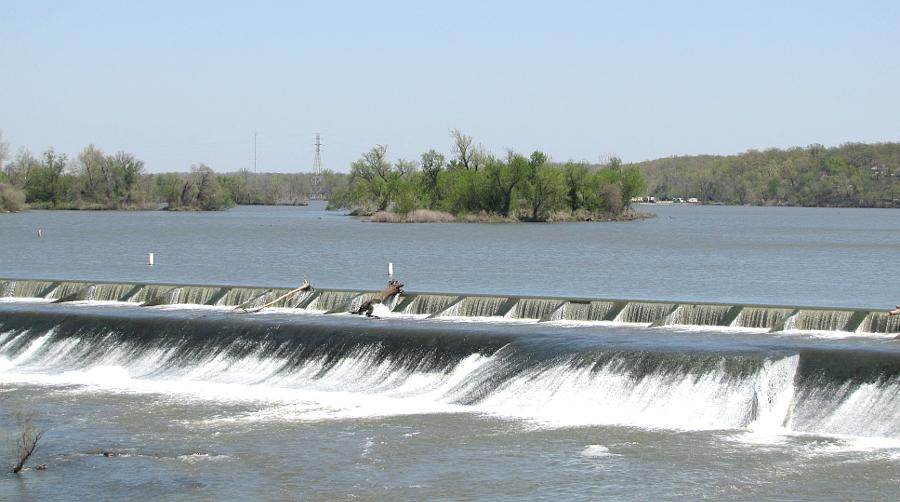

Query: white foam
left=177, top=453, right=231, bottom=464
left=0, top=297, right=54, bottom=303
left=1, top=329, right=898, bottom=443
left=655, top=324, right=769, bottom=334
left=748, top=356, right=799, bottom=433
left=581, top=444, right=616, bottom=458
left=778, top=329, right=897, bottom=340
left=542, top=320, right=650, bottom=328
left=727, top=430, right=900, bottom=456
left=429, top=316, right=538, bottom=325
left=63, top=300, right=141, bottom=307
left=0, top=331, right=493, bottom=422
left=472, top=356, right=788, bottom=430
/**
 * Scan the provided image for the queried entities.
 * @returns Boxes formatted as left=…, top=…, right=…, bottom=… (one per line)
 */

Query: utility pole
left=313, top=133, right=323, bottom=199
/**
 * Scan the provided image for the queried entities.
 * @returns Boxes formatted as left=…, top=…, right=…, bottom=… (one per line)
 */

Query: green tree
left=525, top=163, right=566, bottom=220
left=620, top=165, right=646, bottom=204
left=75, top=144, right=107, bottom=205
left=155, top=172, right=185, bottom=207
left=25, top=149, right=69, bottom=207
left=485, top=151, right=529, bottom=217
left=420, top=149, right=445, bottom=209
left=348, top=145, right=396, bottom=211
left=190, top=164, right=231, bottom=210
left=563, top=162, right=590, bottom=211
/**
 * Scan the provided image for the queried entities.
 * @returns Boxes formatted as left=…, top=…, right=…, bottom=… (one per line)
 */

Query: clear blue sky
left=2, top=0, right=899, bottom=172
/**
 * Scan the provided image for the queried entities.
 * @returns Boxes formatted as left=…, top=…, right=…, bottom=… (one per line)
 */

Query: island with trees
left=327, top=130, right=648, bottom=222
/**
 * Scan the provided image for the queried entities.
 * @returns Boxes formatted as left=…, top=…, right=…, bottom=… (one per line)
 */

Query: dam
left=4, top=205, right=898, bottom=499
left=1, top=277, right=897, bottom=335
left=3, top=274, right=900, bottom=499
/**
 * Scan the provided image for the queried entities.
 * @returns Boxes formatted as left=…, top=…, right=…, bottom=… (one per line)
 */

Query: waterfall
left=662, top=304, right=734, bottom=326
left=46, top=281, right=91, bottom=300
left=179, top=286, right=228, bottom=305
left=784, top=310, right=855, bottom=332
left=214, top=288, right=272, bottom=308
left=1, top=309, right=898, bottom=437
left=747, top=355, right=799, bottom=431
left=83, top=283, right=142, bottom=302
left=124, top=285, right=163, bottom=305
left=731, top=307, right=795, bottom=329
left=789, top=377, right=900, bottom=438
left=549, top=301, right=618, bottom=322
left=857, top=312, right=900, bottom=334
left=436, top=296, right=511, bottom=318
left=305, top=291, right=363, bottom=312
left=0, top=280, right=56, bottom=298
left=142, top=286, right=227, bottom=306
left=0, top=278, right=895, bottom=335
left=614, top=302, right=675, bottom=324
left=511, top=299, right=565, bottom=320
left=255, top=288, right=316, bottom=309
left=401, top=295, right=458, bottom=315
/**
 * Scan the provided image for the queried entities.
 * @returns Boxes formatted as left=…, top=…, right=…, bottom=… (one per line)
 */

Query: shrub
left=403, top=209, right=456, bottom=223
left=0, top=183, right=26, bottom=212
left=368, top=211, right=403, bottom=223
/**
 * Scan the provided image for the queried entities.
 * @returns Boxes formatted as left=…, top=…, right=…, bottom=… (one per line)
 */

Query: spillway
left=0, top=303, right=898, bottom=439
left=1, top=278, right=897, bottom=335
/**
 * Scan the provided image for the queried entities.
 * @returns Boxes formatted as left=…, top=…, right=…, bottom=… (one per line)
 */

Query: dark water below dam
left=1, top=203, right=899, bottom=500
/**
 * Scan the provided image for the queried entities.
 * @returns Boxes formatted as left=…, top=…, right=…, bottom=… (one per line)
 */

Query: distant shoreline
left=355, top=209, right=655, bottom=224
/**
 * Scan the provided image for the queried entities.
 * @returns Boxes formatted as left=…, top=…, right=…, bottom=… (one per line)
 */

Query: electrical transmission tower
left=312, top=133, right=323, bottom=199
left=253, top=131, right=258, bottom=172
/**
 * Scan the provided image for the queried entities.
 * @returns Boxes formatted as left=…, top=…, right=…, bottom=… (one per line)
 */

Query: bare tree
left=11, top=412, right=45, bottom=474
left=449, top=129, right=485, bottom=171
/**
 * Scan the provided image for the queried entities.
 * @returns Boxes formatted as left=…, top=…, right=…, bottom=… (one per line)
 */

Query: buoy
left=388, top=262, right=394, bottom=280
left=148, top=253, right=154, bottom=267
left=37, top=228, right=42, bottom=238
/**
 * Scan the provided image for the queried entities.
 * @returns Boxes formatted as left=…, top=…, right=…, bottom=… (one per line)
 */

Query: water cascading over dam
left=1, top=278, right=897, bottom=335
left=0, top=305, right=898, bottom=438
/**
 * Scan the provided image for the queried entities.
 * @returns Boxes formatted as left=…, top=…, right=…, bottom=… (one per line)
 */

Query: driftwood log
left=889, top=305, right=900, bottom=316
left=236, top=278, right=313, bottom=313
left=352, top=279, right=404, bottom=317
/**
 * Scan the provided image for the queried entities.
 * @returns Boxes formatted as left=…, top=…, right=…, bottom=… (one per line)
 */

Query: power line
left=312, top=132, right=323, bottom=198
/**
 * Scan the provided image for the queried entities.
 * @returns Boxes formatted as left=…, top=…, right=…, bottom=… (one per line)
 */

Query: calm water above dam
left=1, top=202, right=898, bottom=308
left=1, top=204, right=899, bottom=500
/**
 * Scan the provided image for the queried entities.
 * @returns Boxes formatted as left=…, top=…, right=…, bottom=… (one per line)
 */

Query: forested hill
left=631, top=142, right=900, bottom=207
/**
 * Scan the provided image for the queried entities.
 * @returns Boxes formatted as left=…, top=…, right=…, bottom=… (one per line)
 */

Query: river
left=1, top=204, right=898, bottom=500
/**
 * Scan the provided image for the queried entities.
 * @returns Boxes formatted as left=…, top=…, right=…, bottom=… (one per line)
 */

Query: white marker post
left=388, top=262, right=394, bottom=281
left=148, top=253, right=155, bottom=267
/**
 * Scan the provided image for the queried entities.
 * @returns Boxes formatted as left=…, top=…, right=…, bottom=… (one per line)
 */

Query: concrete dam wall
left=1, top=278, right=897, bottom=335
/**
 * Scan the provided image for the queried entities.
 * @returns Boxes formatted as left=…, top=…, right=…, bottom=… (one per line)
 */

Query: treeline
left=0, top=144, right=233, bottom=211
left=634, top=142, right=900, bottom=207
left=328, top=130, right=646, bottom=221
left=219, top=170, right=347, bottom=205
left=0, top=131, right=351, bottom=212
